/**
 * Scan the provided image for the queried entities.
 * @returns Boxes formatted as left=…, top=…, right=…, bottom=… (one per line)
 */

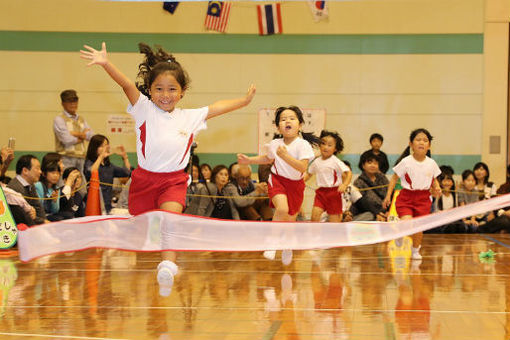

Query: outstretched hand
left=245, top=84, right=256, bottom=104
left=80, top=42, right=108, bottom=66
left=237, top=153, right=250, bottom=164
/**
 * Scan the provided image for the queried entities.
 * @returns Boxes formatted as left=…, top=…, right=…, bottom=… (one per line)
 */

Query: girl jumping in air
left=306, top=130, right=351, bottom=223
left=237, top=106, right=319, bottom=265
left=382, top=128, right=442, bottom=260
left=81, top=42, right=255, bottom=296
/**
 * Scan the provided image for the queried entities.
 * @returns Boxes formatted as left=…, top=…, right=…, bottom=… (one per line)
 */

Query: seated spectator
left=0, top=146, right=14, bottom=184
left=59, top=167, right=85, bottom=219
left=227, top=164, right=270, bottom=220
left=7, top=155, right=47, bottom=224
left=458, top=169, right=493, bottom=232
left=497, top=164, right=510, bottom=195
left=228, top=162, right=239, bottom=180
left=200, top=163, right=212, bottom=182
left=184, top=164, right=202, bottom=215
left=339, top=161, right=371, bottom=222
left=35, top=160, right=63, bottom=221
left=473, top=162, right=497, bottom=199
left=42, top=152, right=65, bottom=186
left=476, top=164, right=510, bottom=233
left=1, top=182, right=37, bottom=226
left=196, top=165, right=240, bottom=219
left=358, top=133, right=390, bottom=174
left=353, top=152, right=389, bottom=220
left=427, top=166, right=464, bottom=233
left=84, top=135, right=131, bottom=214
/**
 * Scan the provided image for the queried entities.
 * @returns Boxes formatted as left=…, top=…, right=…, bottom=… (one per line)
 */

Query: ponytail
left=301, top=131, right=320, bottom=147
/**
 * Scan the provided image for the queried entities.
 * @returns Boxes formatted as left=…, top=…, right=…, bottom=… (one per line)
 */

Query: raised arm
left=207, top=85, right=256, bottom=120
left=80, top=42, right=140, bottom=106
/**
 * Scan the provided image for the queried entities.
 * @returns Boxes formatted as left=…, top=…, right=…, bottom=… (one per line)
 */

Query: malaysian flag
left=257, top=3, right=282, bottom=36
left=204, top=1, right=232, bottom=33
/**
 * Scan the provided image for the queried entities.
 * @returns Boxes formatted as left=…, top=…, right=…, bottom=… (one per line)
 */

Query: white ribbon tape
left=17, top=193, right=510, bottom=262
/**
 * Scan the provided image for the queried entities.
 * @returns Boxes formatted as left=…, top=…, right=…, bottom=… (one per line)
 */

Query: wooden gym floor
left=1, top=233, right=510, bottom=339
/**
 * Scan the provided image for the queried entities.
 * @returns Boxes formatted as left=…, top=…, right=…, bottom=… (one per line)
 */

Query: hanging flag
left=204, top=1, right=232, bottom=33
left=163, top=2, right=179, bottom=15
left=307, top=0, right=328, bottom=22
left=257, top=3, right=283, bottom=36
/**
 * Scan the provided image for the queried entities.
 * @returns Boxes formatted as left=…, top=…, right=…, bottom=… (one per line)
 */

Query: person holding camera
left=58, top=167, right=85, bottom=219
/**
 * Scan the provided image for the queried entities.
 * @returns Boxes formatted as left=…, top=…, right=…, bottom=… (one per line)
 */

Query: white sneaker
left=282, top=249, right=293, bottom=266
left=263, top=250, right=276, bottom=261
left=157, top=260, right=178, bottom=297
left=411, top=246, right=422, bottom=260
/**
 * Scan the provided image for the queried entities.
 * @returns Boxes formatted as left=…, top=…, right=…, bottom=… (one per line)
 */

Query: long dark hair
left=473, top=162, right=491, bottom=185
left=273, top=106, right=320, bottom=147
left=136, top=43, right=190, bottom=99
left=394, top=128, right=433, bottom=166
left=40, top=160, right=60, bottom=189
left=437, top=170, right=456, bottom=209
left=86, top=134, right=111, bottom=166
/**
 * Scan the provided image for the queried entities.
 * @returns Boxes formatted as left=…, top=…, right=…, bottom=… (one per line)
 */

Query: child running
left=81, top=42, right=255, bottom=296
left=237, top=106, right=319, bottom=265
left=306, top=130, right=351, bottom=223
left=382, top=128, right=441, bottom=260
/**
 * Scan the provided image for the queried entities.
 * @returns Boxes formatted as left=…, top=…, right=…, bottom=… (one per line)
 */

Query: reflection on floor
left=1, top=234, right=510, bottom=339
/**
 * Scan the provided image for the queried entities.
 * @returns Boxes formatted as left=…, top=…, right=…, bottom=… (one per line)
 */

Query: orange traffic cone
left=85, top=170, right=101, bottom=216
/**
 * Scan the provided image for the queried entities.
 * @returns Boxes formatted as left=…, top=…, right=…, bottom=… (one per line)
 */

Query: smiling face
left=277, top=109, right=302, bottom=140
left=409, top=132, right=431, bottom=158
left=363, top=159, right=380, bottom=176
left=149, top=71, right=184, bottom=113
left=441, top=177, right=453, bottom=191
left=474, top=166, right=487, bottom=183
left=319, top=135, right=337, bottom=159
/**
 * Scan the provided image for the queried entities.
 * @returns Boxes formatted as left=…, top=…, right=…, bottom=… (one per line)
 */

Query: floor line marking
left=482, top=235, right=510, bottom=249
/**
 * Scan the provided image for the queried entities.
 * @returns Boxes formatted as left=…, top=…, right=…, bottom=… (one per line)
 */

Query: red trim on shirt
left=404, top=173, right=413, bottom=189
left=178, top=133, right=194, bottom=166
left=139, top=121, right=147, bottom=159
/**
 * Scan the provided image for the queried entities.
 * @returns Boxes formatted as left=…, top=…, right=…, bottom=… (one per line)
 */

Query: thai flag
left=204, top=1, right=232, bottom=33
left=257, top=4, right=282, bottom=36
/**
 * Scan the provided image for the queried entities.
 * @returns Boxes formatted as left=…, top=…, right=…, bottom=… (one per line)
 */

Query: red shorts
left=128, top=167, right=189, bottom=215
left=395, top=189, right=432, bottom=218
left=268, top=173, right=305, bottom=216
left=313, top=187, right=343, bottom=215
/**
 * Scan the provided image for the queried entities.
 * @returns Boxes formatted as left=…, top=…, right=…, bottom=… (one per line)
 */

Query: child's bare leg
left=328, top=214, right=342, bottom=223
left=157, top=201, right=183, bottom=296
left=272, top=194, right=290, bottom=221
left=311, top=206, right=325, bottom=222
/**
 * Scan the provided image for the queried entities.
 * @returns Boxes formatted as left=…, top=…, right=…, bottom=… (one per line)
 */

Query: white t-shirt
left=441, top=194, right=454, bottom=210
left=127, top=94, right=208, bottom=173
left=308, top=156, right=350, bottom=188
left=392, top=155, right=441, bottom=190
left=266, top=138, right=315, bottom=180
